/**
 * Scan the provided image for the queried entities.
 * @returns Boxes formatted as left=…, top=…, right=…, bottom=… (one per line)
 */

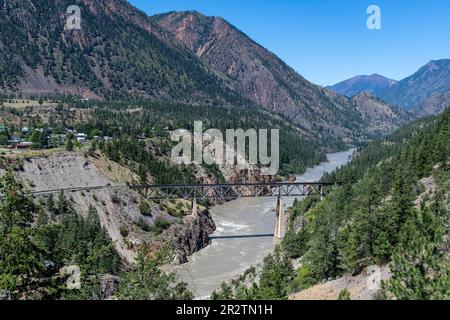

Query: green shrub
left=120, top=226, right=129, bottom=238
left=139, top=201, right=152, bottom=217
left=136, top=218, right=152, bottom=232
left=148, top=218, right=172, bottom=235
left=338, top=289, right=351, bottom=300
left=289, top=264, right=317, bottom=293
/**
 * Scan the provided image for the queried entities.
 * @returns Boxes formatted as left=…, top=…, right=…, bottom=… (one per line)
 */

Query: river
left=174, top=149, right=354, bottom=299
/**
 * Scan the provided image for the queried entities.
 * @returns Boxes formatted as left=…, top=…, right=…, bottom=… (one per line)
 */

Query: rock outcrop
left=100, top=274, right=121, bottom=300
left=170, top=208, right=216, bottom=264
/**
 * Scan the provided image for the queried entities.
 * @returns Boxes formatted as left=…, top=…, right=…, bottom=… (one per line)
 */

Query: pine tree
left=117, top=245, right=193, bottom=300
left=0, top=172, right=43, bottom=298
left=384, top=206, right=449, bottom=300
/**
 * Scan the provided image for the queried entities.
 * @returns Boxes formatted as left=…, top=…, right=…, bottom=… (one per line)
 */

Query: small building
left=76, top=133, right=88, bottom=143
left=21, top=127, right=30, bottom=133
left=10, top=141, right=33, bottom=149
left=0, top=125, right=7, bottom=133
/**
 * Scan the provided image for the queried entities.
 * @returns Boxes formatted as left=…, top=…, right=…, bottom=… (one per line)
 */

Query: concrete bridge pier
left=274, top=196, right=284, bottom=239
left=192, top=197, right=198, bottom=217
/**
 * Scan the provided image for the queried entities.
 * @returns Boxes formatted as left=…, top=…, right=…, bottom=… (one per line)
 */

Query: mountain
left=0, top=0, right=242, bottom=104
left=328, top=74, right=397, bottom=97
left=350, top=92, right=410, bottom=134
left=152, top=11, right=367, bottom=137
left=0, top=2, right=406, bottom=142
left=413, top=89, right=450, bottom=117
left=328, top=60, right=450, bottom=117
left=379, top=59, right=450, bottom=111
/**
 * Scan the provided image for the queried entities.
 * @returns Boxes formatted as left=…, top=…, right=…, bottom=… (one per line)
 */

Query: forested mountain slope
left=285, top=108, right=450, bottom=299
left=378, top=59, right=450, bottom=111
left=212, top=109, right=450, bottom=300
left=413, top=89, right=450, bottom=118
left=73, top=99, right=333, bottom=175
left=153, top=11, right=367, bottom=138
left=0, top=170, right=194, bottom=299
left=350, top=92, right=411, bottom=134
left=1, top=1, right=409, bottom=144
left=0, top=0, right=240, bottom=104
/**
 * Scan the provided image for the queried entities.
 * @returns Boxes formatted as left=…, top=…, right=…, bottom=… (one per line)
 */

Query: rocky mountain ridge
left=329, top=74, right=397, bottom=97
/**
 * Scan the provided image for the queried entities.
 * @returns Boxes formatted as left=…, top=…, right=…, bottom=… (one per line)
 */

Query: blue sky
left=129, top=0, right=450, bottom=86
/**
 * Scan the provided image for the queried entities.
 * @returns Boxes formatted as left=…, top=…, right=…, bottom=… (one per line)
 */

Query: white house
left=76, top=133, right=88, bottom=143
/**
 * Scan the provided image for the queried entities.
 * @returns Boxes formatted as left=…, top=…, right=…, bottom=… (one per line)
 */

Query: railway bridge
left=26, top=181, right=339, bottom=239
left=130, top=182, right=336, bottom=239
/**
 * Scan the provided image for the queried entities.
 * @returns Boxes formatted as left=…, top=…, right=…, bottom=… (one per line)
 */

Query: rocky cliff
left=170, top=208, right=216, bottom=264
left=1, top=149, right=276, bottom=265
left=1, top=152, right=218, bottom=264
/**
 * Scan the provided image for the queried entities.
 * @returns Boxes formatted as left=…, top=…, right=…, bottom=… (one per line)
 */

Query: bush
left=139, top=201, right=152, bottom=217
left=119, top=226, right=129, bottom=238
left=289, top=264, right=317, bottom=293
left=148, top=218, right=172, bottom=235
left=338, top=289, right=351, bottom=300
left=110, top=193, right=121, bottom=204
left=136, top=218, right=152, bottom=232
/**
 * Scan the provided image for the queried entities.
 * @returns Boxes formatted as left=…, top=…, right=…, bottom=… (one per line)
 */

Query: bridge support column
left=274, top=196, right=284, bottom=239
left=192, top=197, right=198, bottom=217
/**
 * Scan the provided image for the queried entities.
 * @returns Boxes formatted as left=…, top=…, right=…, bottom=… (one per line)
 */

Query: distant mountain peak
left=328, top=74, right=397, bottom=97
left=378, top=59, right=450, bottom=111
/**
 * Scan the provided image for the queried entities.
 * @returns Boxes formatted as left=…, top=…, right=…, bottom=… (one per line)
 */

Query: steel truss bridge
left=130, top=182, right=337, bottom=200
left=3, top=181, right=341, bottom=239
left=18, top=181, right=339, bottom=200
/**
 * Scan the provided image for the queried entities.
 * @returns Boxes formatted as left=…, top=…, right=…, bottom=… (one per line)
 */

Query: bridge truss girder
left=131, top=182, right=333, bottom=201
